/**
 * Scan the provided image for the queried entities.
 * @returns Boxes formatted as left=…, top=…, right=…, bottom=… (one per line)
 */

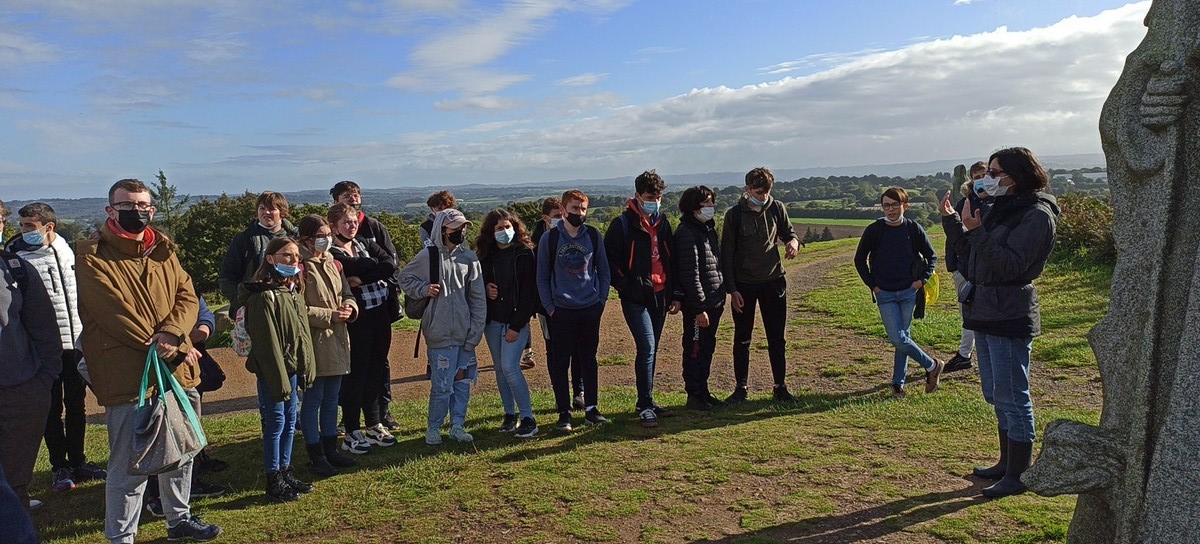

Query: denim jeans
left=621, top=295, right=667, bottom=409
left=484, top=322, right=533, bottom=419
left=256, top=374, right=298, bottom=472
left=427, top=345, right=477, bottom=429
left=976, top=333, right=1035, bottom=442
left=682, top=306, right=724, bottom=396
left=547, top=302, right=603, bottom=413
left=300, top=375, right=342, bottom=445
left=731, top=277, right=789, bottom=387
left=876, top=287, right=936, bottom=386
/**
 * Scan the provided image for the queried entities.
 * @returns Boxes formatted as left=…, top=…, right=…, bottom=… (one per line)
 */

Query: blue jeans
left=621, top=297, right=667, bottom=409
left=427, top=345, right=477, bottom=429
left=976, top=333, right=1035, bottom=442
left=485, top=322, right=533, bottom=419
left=299, top=375, right=342, bottom=445
left=876, top=288, right=936, bottom=386
left=256, top=375, right=298, bottom=472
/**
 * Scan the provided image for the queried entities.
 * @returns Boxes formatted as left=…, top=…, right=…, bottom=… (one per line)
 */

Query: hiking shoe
left=266, top=470, right=299, bottom=502
left=556, top=412, right=574, bottom=432
left=167, top=513, right=223, bottom=541
left=891, top=384, right=907, bottom=399
left=381, top=411, right=401, bottom=431
left=944, top=353, right=973, bottom=373
left=651, top=404, right=674, bottom=418
left=52, top=467, right=77, bottom=492
left=342, top=431, right=372, bottom=455
left=72, top=462, right=108, bottom=482
left=190, top=479, right=226, bottom=499
left=686, top=394, right=711, bottom=411
left=498, top=414, right=518, bottom=432
left=925, top=359, right=945, bottom=394
left=449, top=424, right=474, bottom=443
left=773, top=385, right=797, bottom=403
left=584, top=408, right=610, bottom=426
left=145, top=496, right=165, bottom=518
left=638, top=408, right=658, bottom=428
left=573, top=392, right=586, bottom=410
left=364, top=424, right=397, bottom=447
left=425, top=427, right=443, bottom=445
left=281, top=467, right=313, bottom=494
left=725, top=386, right=748, bottom=404
left=520, top=350, right=536, bottom=370
left=514, top=417, right=539, bottom=438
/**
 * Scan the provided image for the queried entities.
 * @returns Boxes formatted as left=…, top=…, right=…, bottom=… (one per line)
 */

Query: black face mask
left=117, top=209, right=150, bottom=234
left=566, top=212, right=586, bottom=227
left=447, top=230, right=465, bottom=246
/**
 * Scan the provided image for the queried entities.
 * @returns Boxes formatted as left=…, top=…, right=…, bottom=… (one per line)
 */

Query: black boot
left=982, top=439, right=1032, bottom=498
left=266, top=470, right=299, bottom=502
left=280, top=466, right=314, bottom=494
left=322, top=436, right=357, bottom=468
left=972, top=428, right=1009, bottom=480
left=305, top=443, right=337, bottom=478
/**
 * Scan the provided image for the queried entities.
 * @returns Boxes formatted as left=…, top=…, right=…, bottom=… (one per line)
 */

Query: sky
left=1, top=0, right=1150, bottom=199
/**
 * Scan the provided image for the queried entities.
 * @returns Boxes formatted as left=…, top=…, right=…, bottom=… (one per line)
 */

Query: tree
left=820, top=226, right=834, bottom=241
left=506, top=200, right=544, bottom=232
left=149, top=170, right=190, bottom=237
left=173, top=192, right=259, bottom=298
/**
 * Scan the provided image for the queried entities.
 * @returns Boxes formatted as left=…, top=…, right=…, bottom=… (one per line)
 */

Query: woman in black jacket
left=940, top=147, right=1059, bottom=498
left=671, top=185, right=726, bottom=410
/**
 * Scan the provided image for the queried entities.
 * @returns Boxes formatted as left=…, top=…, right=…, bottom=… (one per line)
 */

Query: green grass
left=789, top=217, right=874, bottom=227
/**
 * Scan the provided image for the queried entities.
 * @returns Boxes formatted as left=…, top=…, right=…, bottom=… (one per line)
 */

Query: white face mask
left=314, top=236, right=332, bottom=253
left=549, top=218, right=562, bottom=228
left=697, top=206, right=716, bottom=222
left=981, top=175, right=1010, bottom=197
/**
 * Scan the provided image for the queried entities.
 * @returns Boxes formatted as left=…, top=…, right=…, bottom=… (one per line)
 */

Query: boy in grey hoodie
left=400, top=209, right=487, bottom=445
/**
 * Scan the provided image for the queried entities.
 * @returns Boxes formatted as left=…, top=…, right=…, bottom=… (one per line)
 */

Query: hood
left=244, top=218, right=298, bottom=236
left=237, top=280, right=286, bottom=307
left=4, top=233, right=39, bottom=253
left=1036, top=192, right=1061, bottom=217
left=625, top=198, right=664, bottom=227
left=960, top=181, right=975, bottom=199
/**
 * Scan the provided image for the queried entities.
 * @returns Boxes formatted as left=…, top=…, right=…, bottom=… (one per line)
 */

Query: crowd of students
left=0, top=148, right=1059, bottom=543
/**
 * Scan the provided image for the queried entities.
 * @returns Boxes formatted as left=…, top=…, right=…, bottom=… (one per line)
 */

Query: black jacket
left=854, top=218, right=937, bottom=291
left=943, top=192, right=1059, bottom=337
left=671, top=214, right=724, bottom=314
left=219, top=219, right=298, bottom=317
left=481, top=245, right=537, bottom=333
left=604, top=204, right=673, bottom=307
left=329, top=238, right=397, bottom=306
left=357, top=213, right=401, bottom=284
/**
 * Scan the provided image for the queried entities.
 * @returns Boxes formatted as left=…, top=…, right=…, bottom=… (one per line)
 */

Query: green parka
left=241, top=282, right=315, bottom=402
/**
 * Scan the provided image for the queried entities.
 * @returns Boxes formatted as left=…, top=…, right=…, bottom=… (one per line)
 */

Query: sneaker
left=944, top=353, right=973, bottom=373
left=686, top=394, right=711, bottom=411
left=449, top=424, right=474, bottom=443
left=29, top=499, right=43, bottom=510
left=584, top=408, right=610, bottom=426
left=498, top=414, right=518, bottom=432
left=425, top=427, right=443, bottom=445
left=651, top=404, right=674, bottom=418
left=514, top=417, right=539, bottom=438
left=167, top=513, right=223, bottom=542
left=555, top=412, right=574, bottom=431
left=195, top=451, right=228, bottom=474
left=573, top=392, right=586, bottom=410
left=337, top=424, right=346, bottom=437
left=520, top=350, right=536, bottom=370
left=773, top=385, right=797, bottom=403
left=725, top=386, right=748, bottom=404
left=891, top=384, right=907, bottom=399
left=190, top=479, right=226, bottom=499
left=925, top=359, right=945, bottom=394
left=363, top=424, right=397, bottom=447
left=145, top=496, right=165, bottom=518
left=381, top=411, right=401, bottom=431
left=638, top=408, right=658, bottom=428
left=342, top=431, right=372, bottom=455
left=705, top=393, right=725, bottom=408
left=72, top=462, right=108, bottom=482
left=51, top=467, right=77, bottom=492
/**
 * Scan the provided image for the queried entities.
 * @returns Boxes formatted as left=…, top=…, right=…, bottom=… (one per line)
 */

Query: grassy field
left=29, top=236, right=1108, bottom=543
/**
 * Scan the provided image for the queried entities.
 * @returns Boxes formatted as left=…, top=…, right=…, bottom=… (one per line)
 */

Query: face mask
left=747, top=193, right=768, bottom=207
left=566, top=212, right=586, bottom=227
left=981, top=175, right=1010, bottom=197
left=697, top=207, right=716, bottom=222
left=641, top=199, right=660, bottom=216
left=973, top=179, right=986, bottom=194
left=274, top=263, right=300, bottom=277
left=117, top=209, right=150, bottom=234
left=550, top=218, right=562, bottom=229
left=494, top=227, right=515, bottom=245
left=313, top=236, right=332, bottom=253
left=21, top=229, right=45, bottom=246
left=447, top=230, right=465, bottom=246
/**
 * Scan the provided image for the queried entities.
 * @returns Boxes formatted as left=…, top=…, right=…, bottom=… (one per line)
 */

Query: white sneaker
left=449, top=424, right=474, bottom=443
left=425, top=427, right=442, bottom=445
left=29, top=499, right=43, bottom=510
left=364, top=424, right=396, bottom=447
left=342, top=430, right=372, bottom=455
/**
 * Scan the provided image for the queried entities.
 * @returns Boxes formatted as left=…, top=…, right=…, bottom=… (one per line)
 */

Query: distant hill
left=6, top=153, right=1105, bottom=222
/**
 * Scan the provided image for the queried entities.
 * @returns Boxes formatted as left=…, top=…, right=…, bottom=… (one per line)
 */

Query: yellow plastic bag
left=924, top=271, right=940, bottom=307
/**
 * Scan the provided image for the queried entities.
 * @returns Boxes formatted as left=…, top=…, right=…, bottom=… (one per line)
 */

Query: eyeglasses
left=986, top=168, right=1006, bottom=178
left=881, top=202, right=903, bottom=210
left=272, top=252, right=301, bottom=260
left=111, top=201, right=154, bottom=211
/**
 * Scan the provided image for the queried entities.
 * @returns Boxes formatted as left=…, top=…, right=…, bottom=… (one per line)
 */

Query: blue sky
left=1, top=1, right=1149, bottom=199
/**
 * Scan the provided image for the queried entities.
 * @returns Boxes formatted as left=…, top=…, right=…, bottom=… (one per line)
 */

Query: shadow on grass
left=692, top=483, right=988, bottom=544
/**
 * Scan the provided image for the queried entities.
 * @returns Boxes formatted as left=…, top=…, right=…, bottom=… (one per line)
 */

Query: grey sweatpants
left=104, top=389, right=200, bottom=544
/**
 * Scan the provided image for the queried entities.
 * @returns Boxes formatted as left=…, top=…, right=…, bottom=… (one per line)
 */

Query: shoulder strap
left=729, top=205, right=742, bottom=236
left=427, top=245, right=440, bottom=285
left=587, top=225, right=600, bottom=273
left=548, top=228, right=561, bottom=282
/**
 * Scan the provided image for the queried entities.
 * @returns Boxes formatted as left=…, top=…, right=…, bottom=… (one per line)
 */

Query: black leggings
left=341, top=305, right=392, bottom=431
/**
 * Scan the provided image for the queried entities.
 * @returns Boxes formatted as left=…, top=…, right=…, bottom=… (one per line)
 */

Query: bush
left=1055, top=193, right=1115, bottom=264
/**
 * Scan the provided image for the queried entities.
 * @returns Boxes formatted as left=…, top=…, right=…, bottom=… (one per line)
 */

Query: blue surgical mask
left=747, top=193, right=768, bottom=207
left=21, top=229, right=45, bottom=246
left=973, top=179, right=986, bottom=194
left=495, top=227, right=515, bottom=244
left=274, top=263, right=300, bottom=277
left=641, top=199, right=660, bottom=216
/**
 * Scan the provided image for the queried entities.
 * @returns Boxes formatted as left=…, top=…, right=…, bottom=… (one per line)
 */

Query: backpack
left=231, top=290, right=274, bottom=357
left=403, top=246, right=441, bottom=320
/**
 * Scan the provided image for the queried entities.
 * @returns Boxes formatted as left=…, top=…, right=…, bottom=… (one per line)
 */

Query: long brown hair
left=253, top=237, right=304, bottom=292
left=475, top=208, right=533, bottom=261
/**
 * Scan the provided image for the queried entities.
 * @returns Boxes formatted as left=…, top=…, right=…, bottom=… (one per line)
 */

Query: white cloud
left=18, top=118, right=122, bottom=155
left=0, top=30, right=59, bottom=66
left=953, top=0, right=978, bottom=5
left=556, top=72, right=609, bottom=87
left=434, top=95, right=522, bottom=111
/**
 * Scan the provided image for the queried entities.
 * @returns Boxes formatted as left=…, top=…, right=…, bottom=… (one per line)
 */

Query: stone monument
left=1022, top=1, right=1200, bottom=542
